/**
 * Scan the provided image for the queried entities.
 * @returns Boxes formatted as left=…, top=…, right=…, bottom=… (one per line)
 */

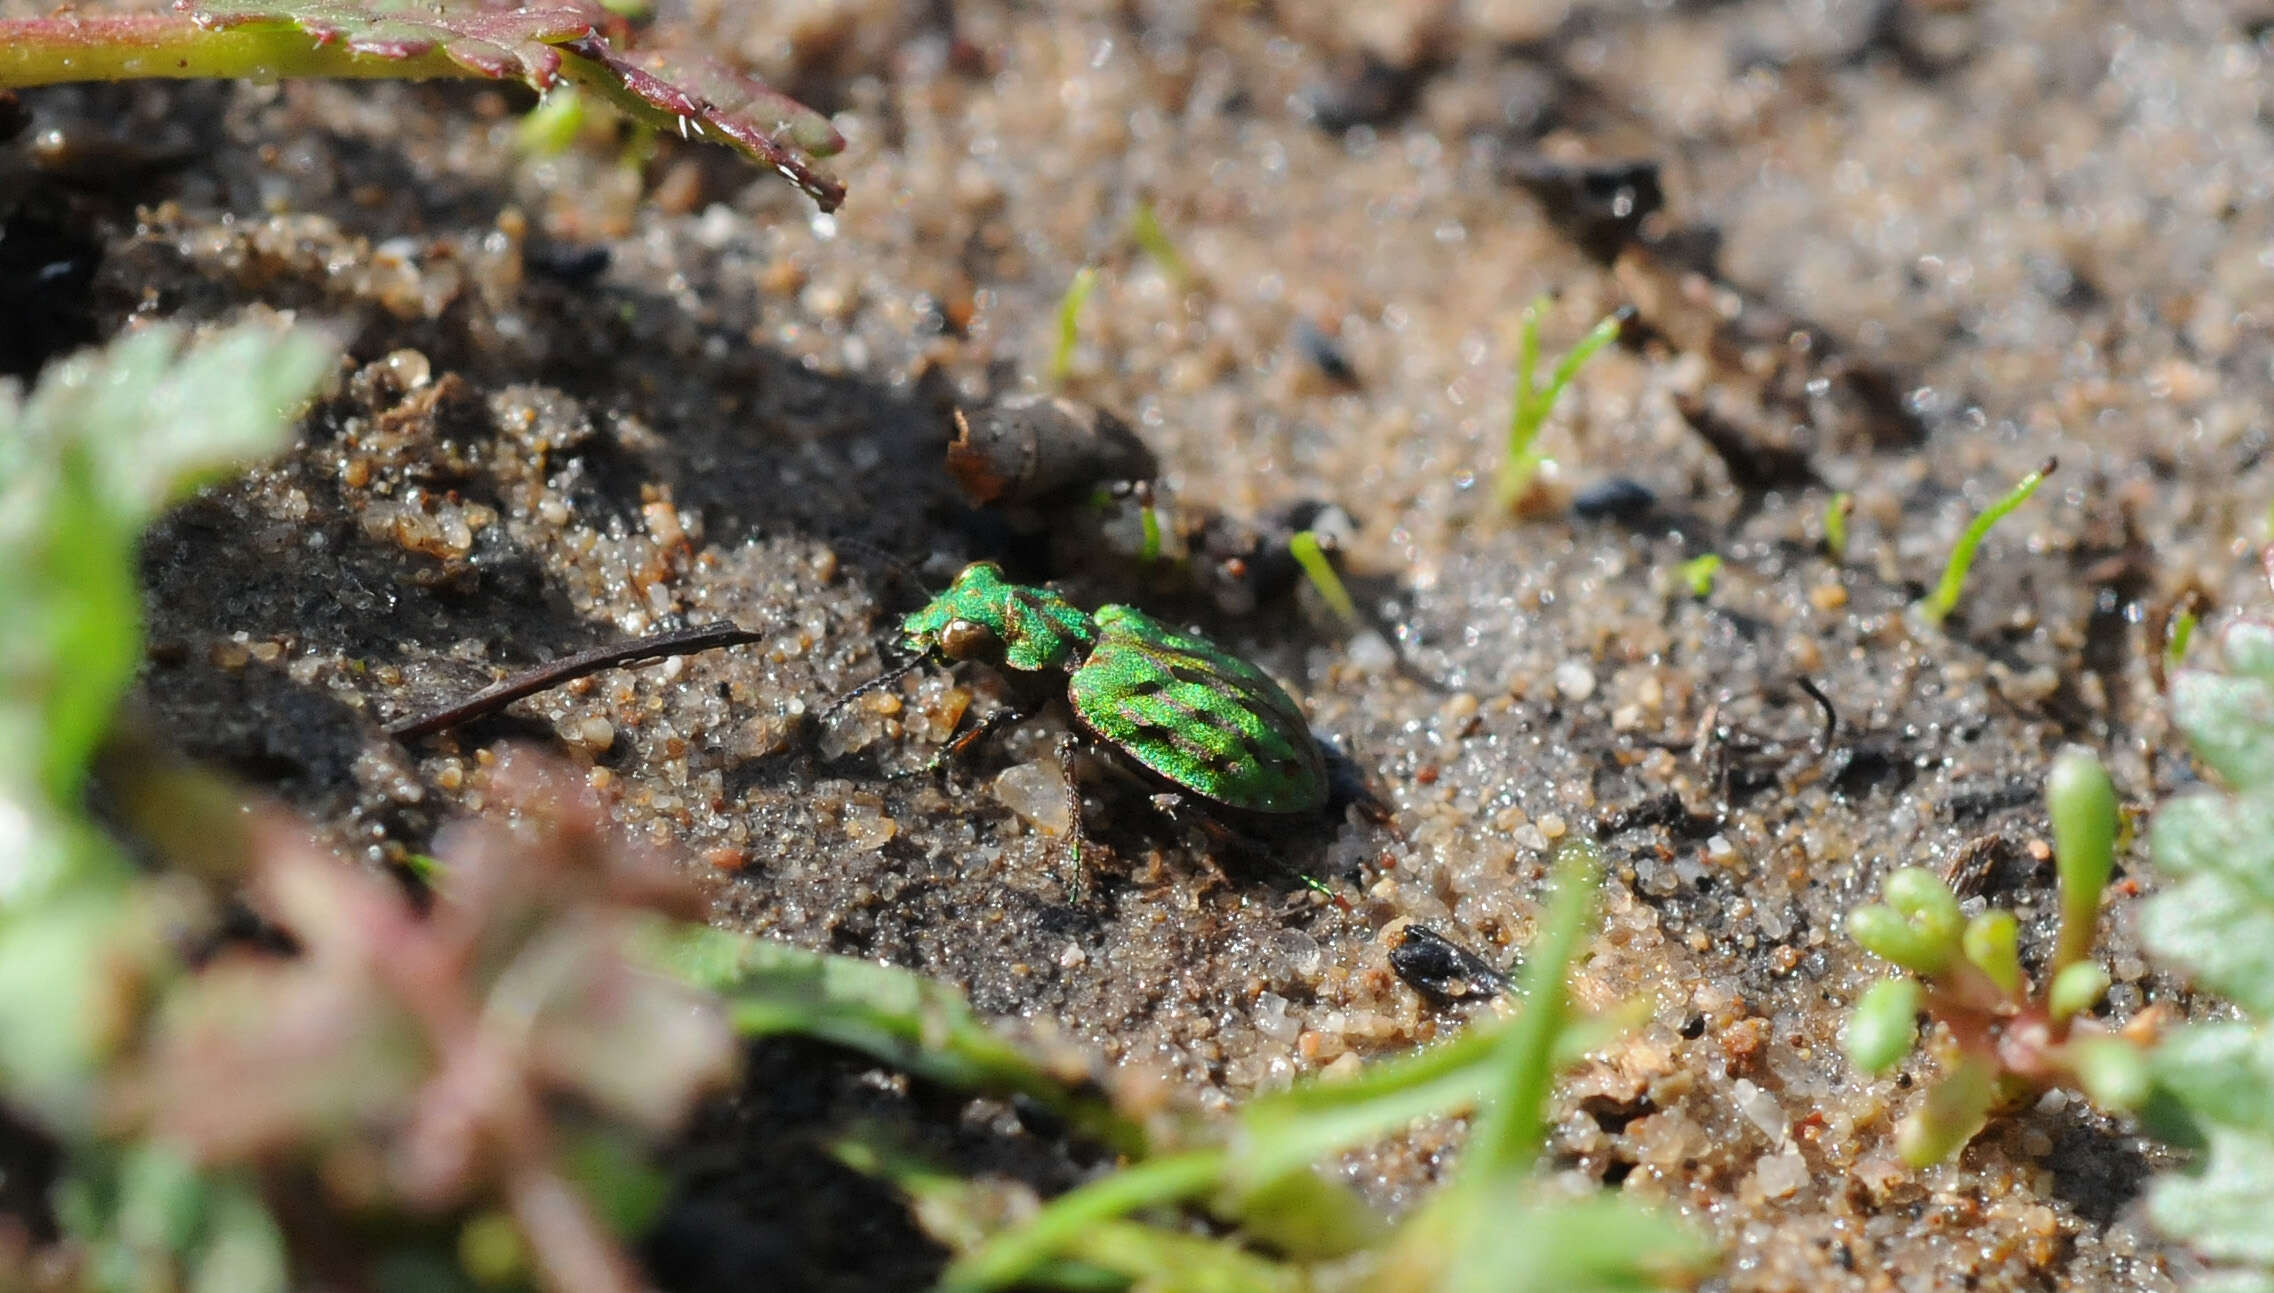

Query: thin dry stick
left=387, top=624, right=762, bottom=740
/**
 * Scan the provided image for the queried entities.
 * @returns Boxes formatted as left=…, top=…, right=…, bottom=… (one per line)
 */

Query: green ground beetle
left=831, top=561, right=1332, bottom=871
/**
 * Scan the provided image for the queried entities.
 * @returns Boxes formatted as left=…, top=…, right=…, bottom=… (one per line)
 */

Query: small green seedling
left=1824, top=491, right=1854, bottom=562
left=1843, top=745, right=2145, bottom=1165
left=1127, top=200, right=1188, bottom=289
left=1288, top=530, right=1359, bottom=627
left=1048, top=267, right=1101, bottom=387
left=516, top=85, right=589, bottom=157
left=1496, top=298, right=1622, bottom=511
left=2163, top=607, right=2198, bottom=676
left=1678, top=553, right=1722, bottom=599
left=1912, top=458, right=2057, bottom=627
left=828, top=563, right=1330, bottom=874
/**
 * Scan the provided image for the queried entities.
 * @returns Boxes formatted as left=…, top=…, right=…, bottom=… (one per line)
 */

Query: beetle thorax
left=902, top=562, right=1099, bottom=675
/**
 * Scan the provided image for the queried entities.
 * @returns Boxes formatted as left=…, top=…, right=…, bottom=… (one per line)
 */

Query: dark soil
left=9, top=0, right=2258, bottom=1287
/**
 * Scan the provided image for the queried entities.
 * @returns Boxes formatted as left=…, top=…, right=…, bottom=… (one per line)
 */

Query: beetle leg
left=1141, top=792, right=1343, bottom=905
left=891, top=695, right=1040, bottom=780
left=1055, top=732, right=1092, bottom=901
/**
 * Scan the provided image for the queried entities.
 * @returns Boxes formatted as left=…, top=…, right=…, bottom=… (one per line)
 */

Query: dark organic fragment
left=1389, top=923, right=1509, bottom=1005
left=1501, top=154, right=1664, bottom=261
left=945, top=396, right=1158, bottom=508
left=1570, top=477, right=1656, bottom=522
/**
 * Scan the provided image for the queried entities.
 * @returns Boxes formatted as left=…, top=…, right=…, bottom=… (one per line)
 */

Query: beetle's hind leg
left=1052, top=732, right=1099, bottom=902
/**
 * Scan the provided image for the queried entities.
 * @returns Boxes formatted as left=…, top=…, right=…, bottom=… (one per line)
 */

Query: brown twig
left=387, top=624, right=762, bottom=740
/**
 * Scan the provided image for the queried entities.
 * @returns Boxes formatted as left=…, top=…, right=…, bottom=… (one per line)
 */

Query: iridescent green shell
left=1066, top=604, right=1327, bottom=814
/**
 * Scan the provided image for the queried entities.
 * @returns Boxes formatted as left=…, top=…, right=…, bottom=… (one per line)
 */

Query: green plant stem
left=942, top=1151, right=1226, bottom=1292
left=1825, top=491, right=1854, bottom=561
left=1465, top=838, right=1601, bottom=1178
left=1128, top=201, right=1187, bottom=288
left=1137, top=500, right=1164, bottom=564
left=1287, top=531, right=1358, bottom=626
left=1898, top=1051, right=1999, bottom=1166
left=2166, top=609, right=2199, bottom=674
left=0, top=14, right=462, bottom=88
left=1915, top=458, right=2057, bottom=627
left=1049, top=267, right=1099, bottom=387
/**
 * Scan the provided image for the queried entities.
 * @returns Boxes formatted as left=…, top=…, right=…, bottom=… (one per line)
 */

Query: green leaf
left=56, top=1150, right=286, bottom=1293
left=1211, top=1165, right=1382, bottom=1263
left=1403, top=1184, right=1715, bottom=1293
left=647, top=925, right=1144, bottom=1155
left=1057, top=1219, right=1305, bottom=1293
left=2153, top=1023, right=2274, bottom=1133
left=2152, top=1125, right=2274, bottom=1266
left=0, top=6, right=846, bottom=208
left=1849, top=869, right=1966, bottom=979
left=941, top=1151, right=1227, bottom=1292
left=2068, top=1036, right=2150, bottom=1112
left=2147, top=623, right=2274, bottom=1287
left=2223, top=620, right=2274, bottom=683
left=2048, top=745, right=2118, bottom=971
left=0, top=322, right=333, bottom=823
left=1465, top=838, right=1602, bottom=1179
left=2174, top=669, right=2274, bottom=792
left=558, top=1125, right=672, bottom=1237
left=1962, top=910, right=2023, bottom=999
left=2186, top=1274, right=2274, bottom=1293
left=2046, top=961, right=2111, bottom=1025
left=0, top=884, right=146, bottom=1129
left=1844, top=978, right=1922, bottom=1074
left=187, top=1176, right=288, bottom=1293
left=2141, top=857, right=2274, bottom=1018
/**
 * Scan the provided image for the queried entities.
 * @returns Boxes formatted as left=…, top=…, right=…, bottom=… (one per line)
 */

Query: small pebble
left=1554, top=660, right=1598, bottom=701
left=993, top=759, right=1073, bottom=836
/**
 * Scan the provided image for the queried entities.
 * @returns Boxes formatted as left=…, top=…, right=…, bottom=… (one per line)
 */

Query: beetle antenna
left=819, top=654, right=926, bottom=727
left=828, top=535, right=930, bottom=597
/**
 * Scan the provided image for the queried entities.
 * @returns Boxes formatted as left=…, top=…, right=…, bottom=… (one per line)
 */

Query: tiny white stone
left=1554, top=659, right=1597, bottom=701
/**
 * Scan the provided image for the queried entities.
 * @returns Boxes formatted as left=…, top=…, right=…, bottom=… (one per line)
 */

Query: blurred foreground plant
left=2140, top=604, right=2274, bottom=1288
left=0, top=0, right=845, bottom=208
left=0, top=324, right=733, bottom=1291
left=751, top=840, right=1714, bottom=1292
left=1843, top=747, right=2149, bottom=1165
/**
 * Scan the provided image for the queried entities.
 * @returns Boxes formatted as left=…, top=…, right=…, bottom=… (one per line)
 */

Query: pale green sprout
left=1496, top=298, right=1622, bottom=510
left=2164, top=607, right=2198, bottom=675
left=1048, top=266, right=1100, bottom=387
left=1288, top=530, right=1359, bottom=626
left=1824, top=491, right=1854, bottom=561
left=1127, top=200, right=1188, bottom=289
left=1913, top=458, right=2057, bottom=627
left=1678, top=553, right=1722, bottom=599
